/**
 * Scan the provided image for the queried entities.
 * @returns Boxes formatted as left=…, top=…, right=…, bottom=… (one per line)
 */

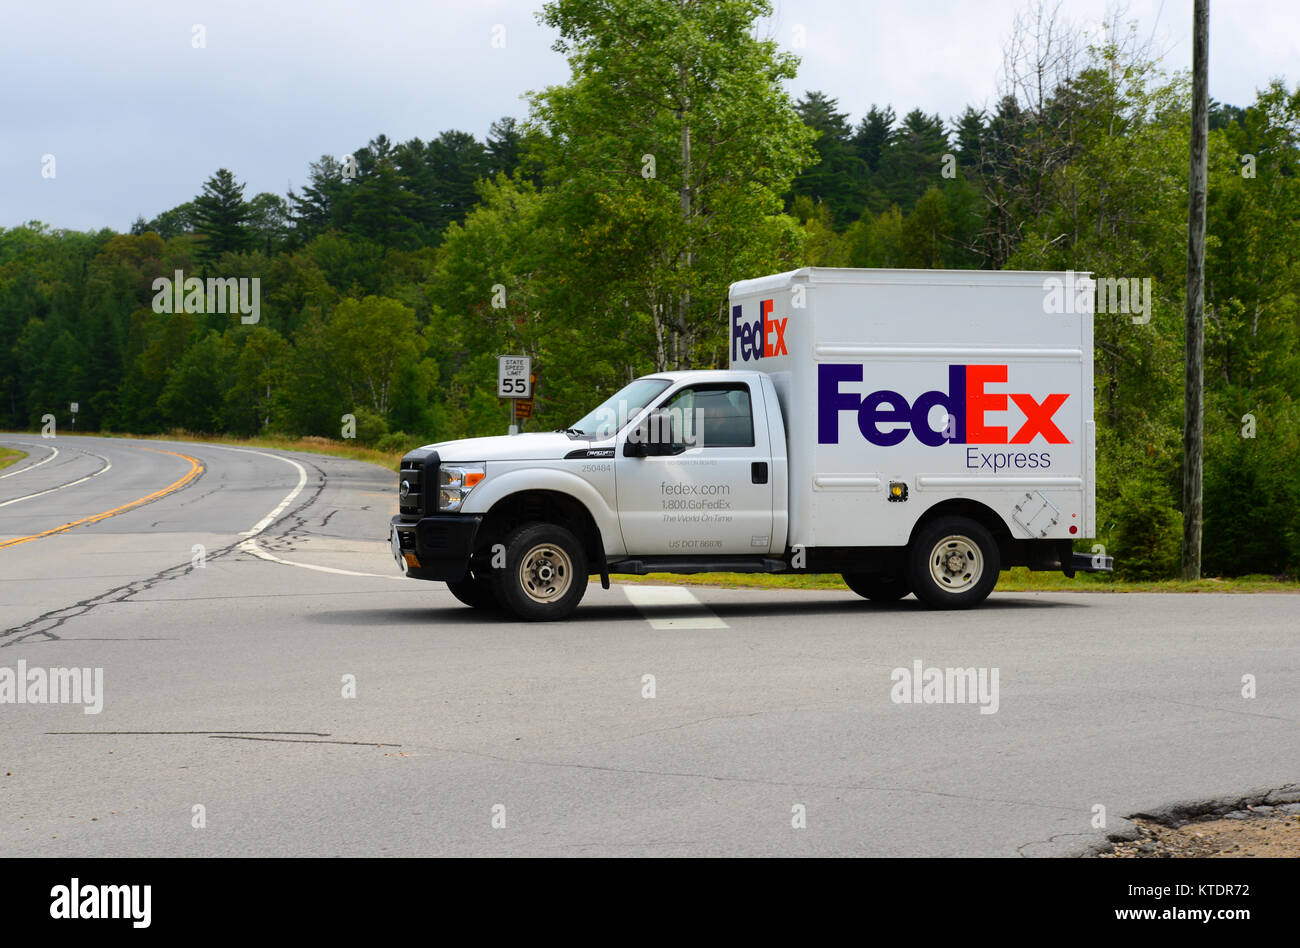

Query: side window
left=658, top=384, right=754, bottom=448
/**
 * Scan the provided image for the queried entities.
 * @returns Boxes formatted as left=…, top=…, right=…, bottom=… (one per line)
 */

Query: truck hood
left=426, top=432, right=604, bottom=462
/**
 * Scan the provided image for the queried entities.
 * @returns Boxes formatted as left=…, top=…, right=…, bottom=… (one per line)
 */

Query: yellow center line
left=0, top=447, right=204, bottom=550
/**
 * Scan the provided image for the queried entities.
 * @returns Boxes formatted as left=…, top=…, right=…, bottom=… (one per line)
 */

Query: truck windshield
left=566, top=378, right=671, bottom=439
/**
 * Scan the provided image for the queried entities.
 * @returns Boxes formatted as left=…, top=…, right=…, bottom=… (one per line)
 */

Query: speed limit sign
left=497, top=356, right=532, bottom=398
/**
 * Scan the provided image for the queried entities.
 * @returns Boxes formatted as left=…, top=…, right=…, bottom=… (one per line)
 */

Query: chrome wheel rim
left=518, top=543, right=573, bottom=604
left=928, top=535, right=982, bottom=593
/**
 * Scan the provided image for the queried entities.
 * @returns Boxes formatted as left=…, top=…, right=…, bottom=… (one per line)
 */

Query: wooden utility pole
left=1182, top=0, right=1209, bottom=579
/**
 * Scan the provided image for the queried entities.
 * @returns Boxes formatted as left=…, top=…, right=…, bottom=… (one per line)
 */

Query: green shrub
left=1203, top=400, right=1300, bottom=576
left=376, top=431, right=418, bottom=454
left=347, top=407, right=388, bottom=445
left=1112, top=474, right=1183, bottom=580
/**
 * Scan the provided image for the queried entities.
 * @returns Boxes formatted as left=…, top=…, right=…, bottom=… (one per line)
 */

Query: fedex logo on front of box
left=731, top=299, right=788, bottom=363
left=817, top=363, right=1071, bottom=447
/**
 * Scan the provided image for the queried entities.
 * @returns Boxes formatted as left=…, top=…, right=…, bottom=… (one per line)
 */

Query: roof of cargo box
left=729, top=266, right=1093, bottom=297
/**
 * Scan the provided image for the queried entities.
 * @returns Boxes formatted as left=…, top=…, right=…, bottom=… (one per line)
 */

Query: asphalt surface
left=1, top=433, right=1297, bottom=857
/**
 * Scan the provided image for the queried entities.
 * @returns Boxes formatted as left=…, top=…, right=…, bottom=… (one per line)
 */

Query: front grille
left=397, top=448, right=439, bottom=520
left=398, top=461, right=424, bottom=518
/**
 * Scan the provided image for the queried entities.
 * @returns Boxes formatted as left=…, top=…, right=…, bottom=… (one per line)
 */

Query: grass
left=42, top=430, right=1300, bottom=595
left=0, top=446, right=28, bottom=473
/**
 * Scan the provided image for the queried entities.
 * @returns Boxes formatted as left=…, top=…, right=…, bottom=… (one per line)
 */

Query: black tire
left=491, top=522, right=588, bottom=621
left=841, top=572, right=912, bottom=602
left=906, top=516, right=1000, bottom=610
left=446, top=573, right=498, bottom=610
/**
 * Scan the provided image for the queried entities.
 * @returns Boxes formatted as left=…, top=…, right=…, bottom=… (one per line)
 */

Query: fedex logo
left=732, top=299, right=788, bottom=363
left=817, top=364, right=1071, bottom=446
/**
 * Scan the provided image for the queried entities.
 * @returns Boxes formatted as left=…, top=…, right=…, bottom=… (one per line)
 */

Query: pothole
left=1098, top=788, right=1300, bottom=858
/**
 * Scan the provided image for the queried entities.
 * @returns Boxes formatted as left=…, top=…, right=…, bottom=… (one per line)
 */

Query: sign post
left=497, top=356, right=532, bottom=435
left=70, top=401, right=78, bottom=434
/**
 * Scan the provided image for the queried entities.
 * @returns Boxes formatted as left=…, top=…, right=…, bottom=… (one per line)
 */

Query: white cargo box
left=728, top=267, right=1096, bottom=550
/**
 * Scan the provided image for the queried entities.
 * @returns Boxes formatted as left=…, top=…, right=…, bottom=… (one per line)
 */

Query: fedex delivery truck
left=390, top=267, right=1113, bottom=620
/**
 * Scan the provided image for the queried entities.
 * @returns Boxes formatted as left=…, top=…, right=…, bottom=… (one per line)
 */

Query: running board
left=607, top=557, right=790, bottom=575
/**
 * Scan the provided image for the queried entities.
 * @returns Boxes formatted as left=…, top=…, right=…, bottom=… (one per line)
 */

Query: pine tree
left=789, top=91, right=865, bottom=226
left=487, top=117, right=523, bottom=178
left=852, top=104, right=896, bottom=172
left=191, top=169, right=254, bottom=266
left=289, top=155, right=347, bottom=241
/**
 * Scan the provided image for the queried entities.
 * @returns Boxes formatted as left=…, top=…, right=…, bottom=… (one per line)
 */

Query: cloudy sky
left=3, top=0, right=1296, bottom=232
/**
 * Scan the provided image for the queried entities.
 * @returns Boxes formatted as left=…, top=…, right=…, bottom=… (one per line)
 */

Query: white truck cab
left=391, top=267, right=1112, bottom=620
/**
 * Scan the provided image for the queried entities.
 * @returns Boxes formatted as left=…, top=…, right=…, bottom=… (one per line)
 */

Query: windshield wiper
left=554, top=428, right=587, bottom=437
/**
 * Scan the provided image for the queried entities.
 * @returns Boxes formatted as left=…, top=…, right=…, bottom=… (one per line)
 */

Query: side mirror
left=622, top=411, right=687, bottom=457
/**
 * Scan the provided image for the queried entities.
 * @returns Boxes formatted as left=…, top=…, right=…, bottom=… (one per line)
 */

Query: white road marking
left=0, top=449, right=110, bottom=507
left=207, top=444, right=397, bottom=579
left=237, top=537, right=402, bottom=579
left=623, top=585, right=728, bottom=629
left=0, top=443, right=58, bottom=479
left=220, top=447, right=310, bottom=537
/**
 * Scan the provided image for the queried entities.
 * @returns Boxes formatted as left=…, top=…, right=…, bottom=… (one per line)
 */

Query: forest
left=2, top=0, right=1298, bottom=579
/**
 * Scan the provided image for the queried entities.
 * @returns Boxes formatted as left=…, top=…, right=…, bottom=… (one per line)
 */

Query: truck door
left=616, top=381, right=774, bottom=556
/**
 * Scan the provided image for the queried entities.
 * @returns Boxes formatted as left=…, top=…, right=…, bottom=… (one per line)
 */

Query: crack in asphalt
left=56, top=637, right=177, bottom=641
left=417, top=742, right=1084, bottom=814
left=208, top=736, right=401, bottom=747
left=581, top=709, right=791, bottom=746
left=44, top=730, right=398, bottom=747
left=91, top=589, right=423, bottom=603
left=0, top=452, right=330, bottom=648
left=1, top=551, right=215, bottom=647
left=1083, top=685, right=1300, bottom=725
left=47, top=730, right=332, bottom=736
left=252, top=462, right=329, bottom=557
left=1015, top=831, right=1104, bottom=858
left=177, top=486, right=223, bottom=508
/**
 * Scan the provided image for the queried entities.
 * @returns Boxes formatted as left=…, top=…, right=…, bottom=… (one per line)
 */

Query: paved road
left=1, top=433, right=1296, bottom=856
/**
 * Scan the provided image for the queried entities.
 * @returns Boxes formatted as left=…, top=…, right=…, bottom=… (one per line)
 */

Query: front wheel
left=906, top=517, right=1000, bottom=610
left=492, top=522, right=588, bottom=621
left=841, top=573, right=912, bottom=602
left=446, top=573, right=498, bottom=610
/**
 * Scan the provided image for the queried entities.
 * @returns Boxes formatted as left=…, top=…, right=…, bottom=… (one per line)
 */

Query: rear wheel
left=906, top=516, right=1000, bottom=610
left=841, top=573, right=912, bottom=602
left=492, top=522, right=588, bottom=621
left=446, top=573, right=498, bottom=610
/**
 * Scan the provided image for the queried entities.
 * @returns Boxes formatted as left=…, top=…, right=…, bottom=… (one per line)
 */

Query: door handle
left=751, top=462, right=768, bottom=484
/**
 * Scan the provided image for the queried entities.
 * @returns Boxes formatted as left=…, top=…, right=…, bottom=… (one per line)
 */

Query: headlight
left=437, top=464, right=485, bottom=512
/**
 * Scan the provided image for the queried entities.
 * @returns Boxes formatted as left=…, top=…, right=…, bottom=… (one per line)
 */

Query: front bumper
left=390, top=514, right=483, bottom=582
